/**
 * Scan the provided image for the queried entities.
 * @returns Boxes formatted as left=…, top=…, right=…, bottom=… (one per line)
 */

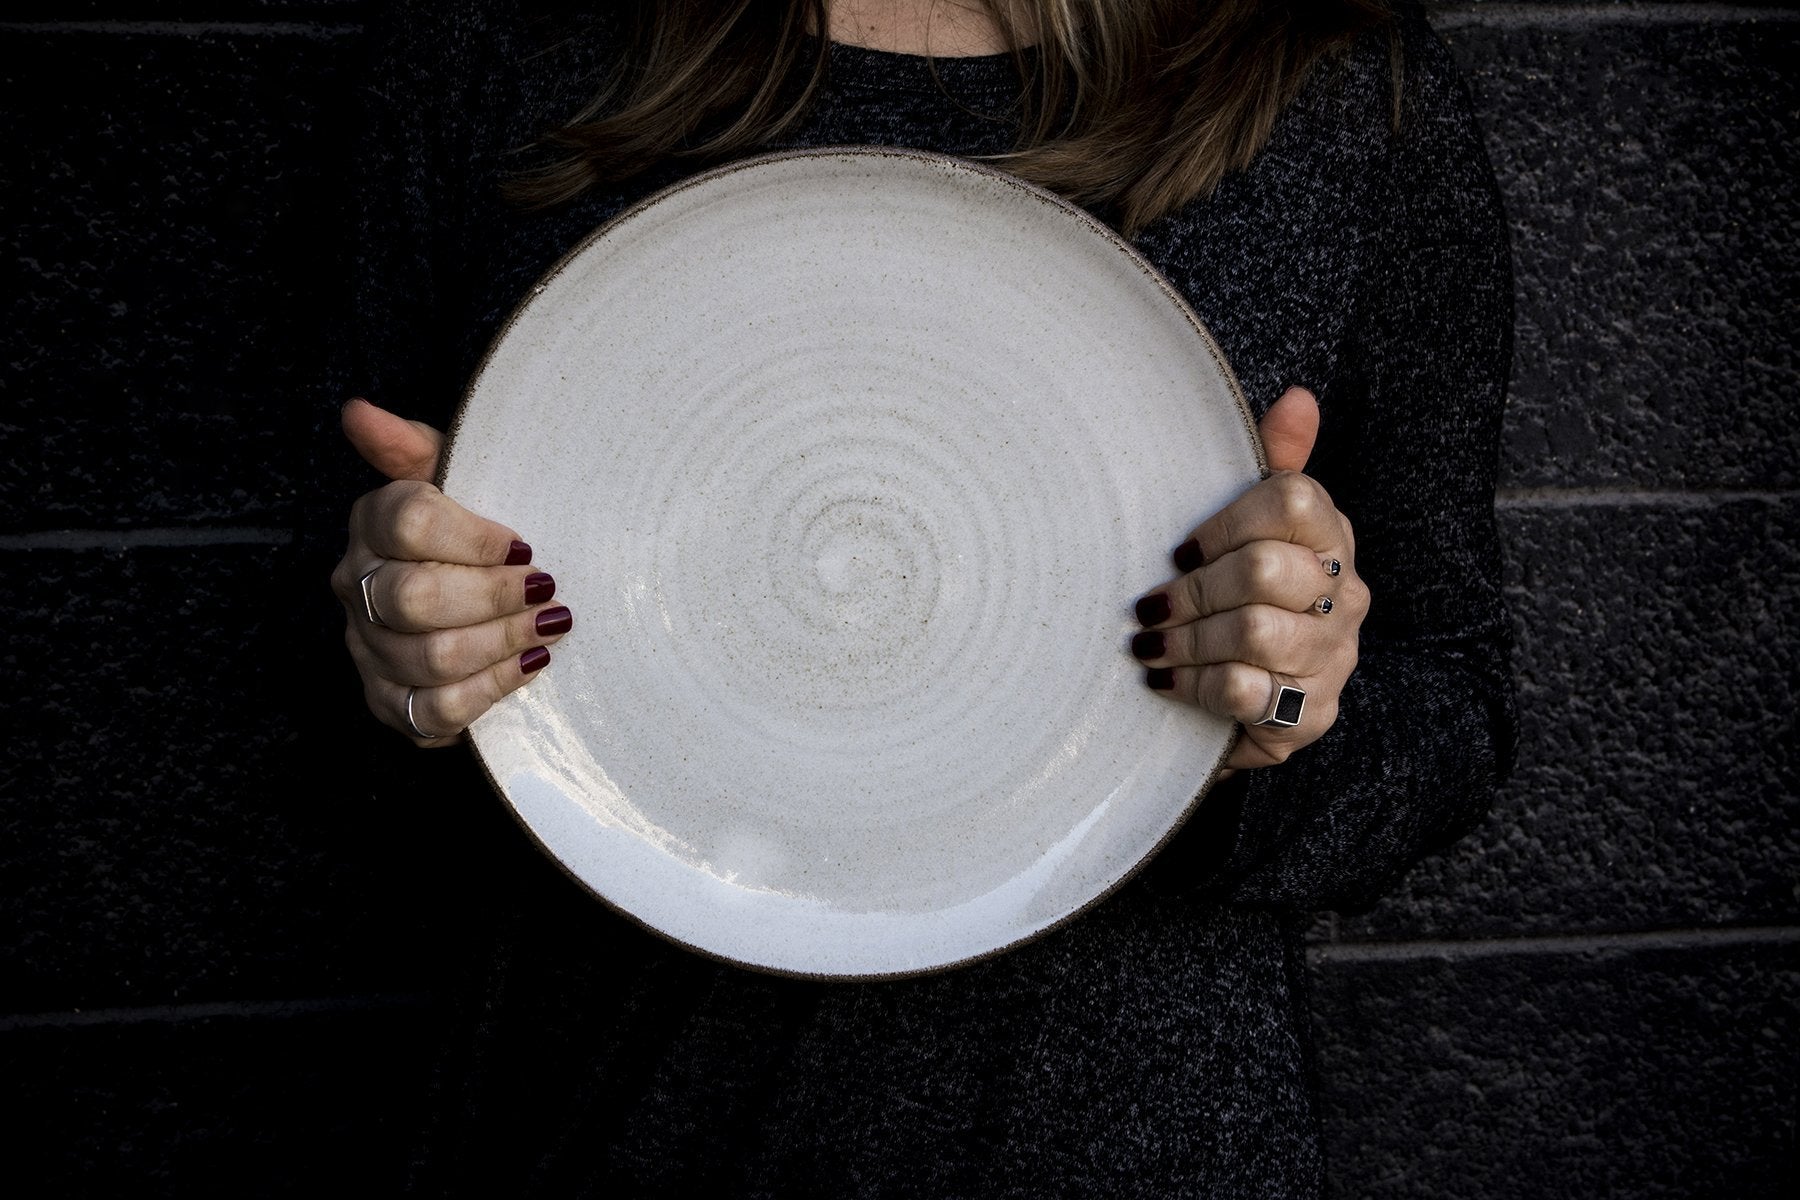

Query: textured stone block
left=1440, top=17, right=1799, bottom=488
left=1339, top=496, right=1799, bottom=940
left=0, top=28, right=357, bottom=530
left=8, top=1004, right=436, bottom=1193
left=1310, top=938, right=1799, bottom=1199
left=0, top=544, right=511, bottom=1012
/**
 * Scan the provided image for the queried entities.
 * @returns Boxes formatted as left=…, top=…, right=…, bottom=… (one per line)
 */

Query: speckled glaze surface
left=440, top=149, right=1261, bottom=977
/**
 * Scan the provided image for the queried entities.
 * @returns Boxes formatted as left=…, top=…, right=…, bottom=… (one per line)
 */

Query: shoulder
left=1291, top=3, right=1505, bottom=250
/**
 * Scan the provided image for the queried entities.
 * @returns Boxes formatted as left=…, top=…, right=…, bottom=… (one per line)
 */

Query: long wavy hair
left=505, top=0, right=1396, bottom=235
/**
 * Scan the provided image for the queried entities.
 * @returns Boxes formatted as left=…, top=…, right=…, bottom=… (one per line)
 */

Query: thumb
left=1258, top=386, right=1319, bottom=474
left=341, top=397, right=445, bottom=483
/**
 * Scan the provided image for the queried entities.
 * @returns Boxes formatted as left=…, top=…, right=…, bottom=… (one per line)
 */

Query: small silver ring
left=405, top=686, right=439, bottom=740
left=1253, top=677, right=1307, bottom=728
left=358, top=565, right=388, bottom=628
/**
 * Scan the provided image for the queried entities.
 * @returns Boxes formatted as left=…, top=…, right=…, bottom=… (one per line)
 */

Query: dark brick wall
left=5, top=2, right=1794, bottom=1193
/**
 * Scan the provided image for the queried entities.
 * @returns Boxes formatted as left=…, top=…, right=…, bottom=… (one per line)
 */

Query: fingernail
left=1323, top=558, right=1341, bottom=577
left=520, top=646, right=551, bottom=674
left=1172, top=539, right=1204, bottom=573
left=1145, top=667, right=1175, bottom=691
left=1135, top=593, right=1171, bottom=626
left=524, top=572, right=556, bottom=605
left=506, top=540, right=532, bottom=566
left=536, top=605, right=573, bottom=636
left=1131, top=630, right=1165, bottom=661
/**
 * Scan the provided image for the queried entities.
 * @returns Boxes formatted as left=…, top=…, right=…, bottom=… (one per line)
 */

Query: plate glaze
left=441, top=148, right=1262, bottom=978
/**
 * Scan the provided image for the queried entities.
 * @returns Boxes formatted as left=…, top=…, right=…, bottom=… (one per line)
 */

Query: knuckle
left=1237, top=607, right=1279, bottom=658
left=492, top=569, right=520, bottom=615
left=1176, top=569, right=1207, bottom=617
left=485, top=660, right=515, bottom=705
left=392, top=500, right=437, bottom=556
left=1273, top=473, right=1315, bottom=520
left=391, top=564, right=440, bottom=624
left=1243, top=544, right=1284, bottom=596
left=1222, top=667, right=1263, bottom=714
left=417, top=630, right=464, bottom=683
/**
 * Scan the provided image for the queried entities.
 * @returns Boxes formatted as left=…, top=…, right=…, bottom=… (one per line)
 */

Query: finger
left=1131, top=604, right=1333, bottom=677
left=1172, top=470, right=1344, bottom=569
left=1142, top=661, right=1270, bottom=722
left=1136, top=540, right=1340, bottom=628
left=353, top=479, right=532, bottom=568
left=342, top=397, right=446, bottom=483
left=1258, top=386, right=1319, bottom=474
left=361, top=602, right=573, bottom=687
left=405, top=645, right=555, bottom=738
left=364, top=560, right=556, bottom=634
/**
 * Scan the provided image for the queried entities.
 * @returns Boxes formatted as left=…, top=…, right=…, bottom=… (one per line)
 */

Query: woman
left=331, top=1, right=1515, bottom=1193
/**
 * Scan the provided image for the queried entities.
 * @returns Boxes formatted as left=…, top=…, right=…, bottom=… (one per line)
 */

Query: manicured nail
left=1323, top=558, right=1341, bottom=577
left=1131, top=630, right=1165, bottom=661
left=1135, top=593, right=1171, bottom=626
left=536, top=605, right=573, bottom=636
left=1172, top=539, right=1204, bottom=574
left=520, top=646, right=551, bottom=674
left=1145, top=667, right=1175, bottom=691
left=1314, top=595, right=1334, bottom=615
left=524, top=572, right=556, bottom=605
left=505, top=540, right=532, bottom=566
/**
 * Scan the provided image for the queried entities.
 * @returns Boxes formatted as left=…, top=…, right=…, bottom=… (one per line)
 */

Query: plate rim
left=438, top=145, right=1265, bottom=980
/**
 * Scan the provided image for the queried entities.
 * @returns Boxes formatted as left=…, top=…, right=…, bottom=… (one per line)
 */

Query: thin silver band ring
left=405, top=686, right=439, bottom=740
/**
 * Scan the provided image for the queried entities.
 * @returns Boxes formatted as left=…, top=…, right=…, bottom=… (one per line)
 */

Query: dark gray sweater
left=348, top=4, right=1515, bottom=1195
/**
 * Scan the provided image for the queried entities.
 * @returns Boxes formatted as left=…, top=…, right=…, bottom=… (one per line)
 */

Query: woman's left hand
left=1130, top=387, right=1369, bottom=770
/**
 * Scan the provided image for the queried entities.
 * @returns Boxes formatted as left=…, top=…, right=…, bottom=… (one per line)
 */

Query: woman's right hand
left=328, top=397, right=572, bottom=747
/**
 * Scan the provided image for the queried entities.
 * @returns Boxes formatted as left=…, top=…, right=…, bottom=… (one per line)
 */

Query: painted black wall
left=4, top=2, right=1795, bottom=1193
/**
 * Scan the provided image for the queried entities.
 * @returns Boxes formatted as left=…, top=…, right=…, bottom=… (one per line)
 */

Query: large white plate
left=441, top=148, right=1263, bottom=978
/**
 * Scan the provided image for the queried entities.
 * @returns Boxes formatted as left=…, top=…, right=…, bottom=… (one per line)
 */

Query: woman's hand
left=328, top=398, right=572, bottom=747
left=1131, top=387, right=1368, bottom=770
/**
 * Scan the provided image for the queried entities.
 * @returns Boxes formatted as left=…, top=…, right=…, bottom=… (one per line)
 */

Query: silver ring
left=1253, top=677, right=1306, bottom=728
left=358, top=565, right=388, bottom=627
left=405, top=686, right=439, bottom=740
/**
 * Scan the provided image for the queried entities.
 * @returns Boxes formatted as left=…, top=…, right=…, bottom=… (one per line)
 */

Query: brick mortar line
left=1496, top=487, right=1792, bottom=508
left=1434, top=3, right=1800, bottom=28
left=0, top=527, right=293, bottom=550
left=0, top=20, right=360, bottom=37
left=1308, top=924, right=1800, bottom=965
left=0, top=992, right=433, bottom=1033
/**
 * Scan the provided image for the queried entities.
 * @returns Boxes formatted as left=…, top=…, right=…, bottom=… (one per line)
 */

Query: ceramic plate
left=441, top=148, right=1262, bottom=978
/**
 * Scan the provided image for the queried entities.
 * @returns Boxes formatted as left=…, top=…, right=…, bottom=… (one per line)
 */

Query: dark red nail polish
left=1172, top=539, right=1204, bottom=574
left=536, top=606, right=572, bottom=636
left=525, top=572, right=556, bottom=605
left=1135, top=593, right=1171, bottom=626
left=1131, top=630, right=1165, bottom=661
left=520, top=646, right=551, bottom=674
left=505, top=540, right=532, bottom=566
left=1146, top=667, right=1175, bottom=691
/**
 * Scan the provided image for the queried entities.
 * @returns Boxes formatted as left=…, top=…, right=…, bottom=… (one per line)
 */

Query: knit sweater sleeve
left=1156, top=14, right=1518, bottom=914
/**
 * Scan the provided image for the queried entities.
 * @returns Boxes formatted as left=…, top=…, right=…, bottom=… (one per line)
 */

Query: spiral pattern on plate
left=442, top=150, right=1260, bottom=975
